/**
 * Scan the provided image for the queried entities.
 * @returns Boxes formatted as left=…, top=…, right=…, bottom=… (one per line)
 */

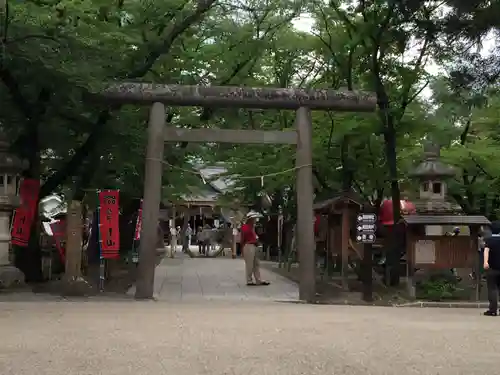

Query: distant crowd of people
left=165, top=212, right=270, bottom=287
left=168, top=223, right=227, bottom=255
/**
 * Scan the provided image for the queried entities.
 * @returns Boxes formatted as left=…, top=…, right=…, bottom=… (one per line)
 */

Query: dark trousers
left=198, top=242, right=208, bottom=255
left=486, top=269, right=500, bottom=312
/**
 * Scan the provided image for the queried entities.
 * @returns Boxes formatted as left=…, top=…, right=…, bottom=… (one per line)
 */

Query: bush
left=417, top=276, right=464, bottom=301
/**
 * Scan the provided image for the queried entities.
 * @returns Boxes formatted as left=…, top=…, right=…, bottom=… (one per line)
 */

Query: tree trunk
left=382, top=118, right=401, bottom=286
left=14, top=211, right=43, bottom=283
left=73, top=147, right=104, bottom=201
left=39, top=111, right=110, bottom=199
left=15, top=116, right=44, bottom=283
left=340, top=136, right=353, bottom=191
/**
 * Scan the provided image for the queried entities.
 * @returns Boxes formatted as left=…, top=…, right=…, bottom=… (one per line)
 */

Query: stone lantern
left=409, top=141, right=460, bottom=214
left=403, top=142, right=490, bottom=297
left=0, top=131, right=28, bottom=288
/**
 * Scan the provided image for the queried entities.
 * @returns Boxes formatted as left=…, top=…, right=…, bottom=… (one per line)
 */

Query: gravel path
left=0, top=300, right=497, bottom=375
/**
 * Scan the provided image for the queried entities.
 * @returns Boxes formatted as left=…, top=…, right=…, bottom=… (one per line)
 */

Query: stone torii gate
left=98, top=83, right=376, bottom=302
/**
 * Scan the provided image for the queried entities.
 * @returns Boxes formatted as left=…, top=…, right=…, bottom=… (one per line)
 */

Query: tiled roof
left=313, top=191, right=364, bottom=212
left=180, top=165, right=236, bottom=203
left=198, top=165, right=235, bottom=193
left=402, top=215, right=490, bottom=225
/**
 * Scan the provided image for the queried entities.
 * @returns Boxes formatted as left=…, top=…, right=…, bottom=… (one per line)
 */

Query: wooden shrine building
left=159, top=165, right=246, bottom=229
left=313, top=191, right=365, bottom=288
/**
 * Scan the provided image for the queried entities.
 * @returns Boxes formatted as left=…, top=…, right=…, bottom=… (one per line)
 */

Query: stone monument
left=0, top=131, right=28, bottom=289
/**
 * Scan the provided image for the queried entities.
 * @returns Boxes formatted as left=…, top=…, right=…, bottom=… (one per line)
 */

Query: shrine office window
left=432, top=182, right=441, bottom=194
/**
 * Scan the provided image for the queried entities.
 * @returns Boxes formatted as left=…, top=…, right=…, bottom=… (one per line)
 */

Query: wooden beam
left=164, top=128, right=298, bottom=144
left=96, top=83, right=377, bottom=112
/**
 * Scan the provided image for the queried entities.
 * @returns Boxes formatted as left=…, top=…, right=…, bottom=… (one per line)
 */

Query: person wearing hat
left=240, top=211, right=270, bottom=286
left=483, top=220, right=500, bottom=316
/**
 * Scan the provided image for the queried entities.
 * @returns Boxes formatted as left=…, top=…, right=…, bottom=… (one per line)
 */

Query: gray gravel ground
left=0, top=300, right=498, bottom=375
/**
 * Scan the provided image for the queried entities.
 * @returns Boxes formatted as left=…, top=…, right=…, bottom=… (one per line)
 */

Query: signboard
left=415, top=240, right=436, bottom=264
left=356, top=213, right=376, bottom=243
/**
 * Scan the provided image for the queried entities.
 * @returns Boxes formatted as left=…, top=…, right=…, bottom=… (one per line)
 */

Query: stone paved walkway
left=128, top=253, right=299, bottom=302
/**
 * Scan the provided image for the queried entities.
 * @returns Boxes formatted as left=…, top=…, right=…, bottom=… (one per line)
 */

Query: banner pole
left=130, top=210, right=136, bottom=264
left=131, top=199, right=142, bottom=265
left=97, top=190, right=105, bottom=292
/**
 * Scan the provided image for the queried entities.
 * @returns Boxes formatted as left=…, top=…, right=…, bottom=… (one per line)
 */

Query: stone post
left=295, top=107, right=315, bottom=302
left=0, top=208, right=25, bottom=288
left=0, top=133, right=27, bottom=289
left=135, top=102, right=166, bottom=299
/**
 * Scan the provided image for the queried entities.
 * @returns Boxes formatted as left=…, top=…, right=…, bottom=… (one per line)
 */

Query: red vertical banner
left=50, top=219, right=67, bottom=263
left=98, top=190, right=120, bottom=259
left=134, top=200, right=143, bottom=241
left=11, top=179, right=40, bottom=247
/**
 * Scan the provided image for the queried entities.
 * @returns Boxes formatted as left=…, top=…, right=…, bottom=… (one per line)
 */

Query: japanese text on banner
left=98, top=190, right=120, bottom=258
left=11, top=179, right=40, bottom=247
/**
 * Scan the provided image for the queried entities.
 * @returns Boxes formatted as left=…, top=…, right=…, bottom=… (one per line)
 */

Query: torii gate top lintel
left=97, top=83, right=377, bottom=112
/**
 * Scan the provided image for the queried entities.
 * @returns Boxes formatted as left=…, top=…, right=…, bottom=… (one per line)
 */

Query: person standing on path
left=235, top=225, right=242, bottom=257
left=197, top=226, right=205, bottom=254
left=184, top=224, right=193, bottom=252
left=241, top=211, right=270, bottom=286
left=483, top=221, right=500, bottom=316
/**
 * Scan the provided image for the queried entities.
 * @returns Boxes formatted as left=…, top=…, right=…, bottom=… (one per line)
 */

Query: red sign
left=134, top=200, right=142, bottom=241
left=98, top=190, right=120, bottom=259
left=11, top=179, right=40, bottom=246
left=50, top=219, right=66, bottom=263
